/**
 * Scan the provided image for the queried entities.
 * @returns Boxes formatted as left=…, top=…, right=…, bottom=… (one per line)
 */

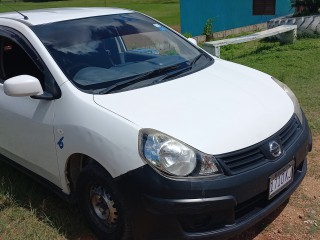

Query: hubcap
left=90, top=186, right=118, bottom=226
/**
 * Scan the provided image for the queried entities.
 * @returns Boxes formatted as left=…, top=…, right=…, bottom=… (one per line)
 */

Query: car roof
left=0, top=7, right=133, bottom=26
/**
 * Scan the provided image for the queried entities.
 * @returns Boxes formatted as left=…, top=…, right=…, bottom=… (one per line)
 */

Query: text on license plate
left=269, top=161, right=295, bottom=199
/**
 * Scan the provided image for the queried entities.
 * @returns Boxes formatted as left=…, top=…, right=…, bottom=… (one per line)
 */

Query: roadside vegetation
left=0, top=1, right=320, bottom=239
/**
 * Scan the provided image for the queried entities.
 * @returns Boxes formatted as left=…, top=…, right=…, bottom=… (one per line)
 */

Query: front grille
left=279, top=116, right=301, bottom=149
left=217, top=115, right=302, bottom=175
left=218, top=148, right=266, bottom=175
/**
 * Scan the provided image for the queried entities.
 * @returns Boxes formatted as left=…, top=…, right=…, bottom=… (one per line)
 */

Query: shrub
left=183, top=32, right=192, bottom=38
left=291, top=0, right=320, bottom=16
left=202, top=18, right=213, bottom=41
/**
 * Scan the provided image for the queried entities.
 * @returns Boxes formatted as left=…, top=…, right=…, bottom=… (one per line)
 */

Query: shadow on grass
left=229, top=200, right=289, bottom=240
left=0, top=160, right=96, bottom=240
left=252, top=44, right=277, bottom=54
left=0, top=157, right=291, bottom=240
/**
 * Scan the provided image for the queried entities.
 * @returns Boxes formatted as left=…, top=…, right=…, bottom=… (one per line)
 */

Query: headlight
left=272, top=77, right=303, bottom=123
left=139, top=129, right=222, bottom=177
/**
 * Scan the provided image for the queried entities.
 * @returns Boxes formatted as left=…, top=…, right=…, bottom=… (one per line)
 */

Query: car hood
left=94, top=59, right=294, bottom=155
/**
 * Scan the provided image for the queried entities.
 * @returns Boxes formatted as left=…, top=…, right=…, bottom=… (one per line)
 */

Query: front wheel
left=76, top=164, right=131, bottom=240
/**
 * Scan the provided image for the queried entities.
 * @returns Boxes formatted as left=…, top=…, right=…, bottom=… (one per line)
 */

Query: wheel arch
left=65, top=153, right=110, bottom=193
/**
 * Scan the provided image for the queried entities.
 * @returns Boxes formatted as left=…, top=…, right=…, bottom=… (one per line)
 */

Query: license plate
left=269, top=161, right=294, bottom=199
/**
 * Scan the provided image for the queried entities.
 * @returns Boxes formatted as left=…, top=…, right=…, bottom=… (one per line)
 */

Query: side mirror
left=4, top=75, right=44, bottom=97
left=188, top=38, right=197, bottom=46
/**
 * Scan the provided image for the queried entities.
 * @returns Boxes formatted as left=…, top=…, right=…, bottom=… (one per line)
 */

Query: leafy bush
left=183, top=32, right=192, bottom=38
left=291, top=0, right=320, bottom=16
left=202, top=18, right=213, bottom=41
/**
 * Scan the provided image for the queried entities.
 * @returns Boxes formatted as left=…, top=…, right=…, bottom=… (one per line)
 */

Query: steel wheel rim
left=90, top=185, right=118, bottom=227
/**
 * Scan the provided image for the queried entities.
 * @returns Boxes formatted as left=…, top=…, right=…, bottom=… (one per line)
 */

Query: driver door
left=0, top=31, right=61, bottom=187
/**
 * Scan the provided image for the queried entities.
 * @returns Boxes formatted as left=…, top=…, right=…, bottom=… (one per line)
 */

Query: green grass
left=0, top=161, right=94, bottom=239
left=0, top=0, right=180, bottom=27
left=0, top=1, right=319, bottom=238
left=221, top=38, right=320, bottom=133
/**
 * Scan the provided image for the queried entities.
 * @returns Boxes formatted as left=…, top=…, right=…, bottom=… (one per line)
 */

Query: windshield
left=32, top=13, right=213, bottom=94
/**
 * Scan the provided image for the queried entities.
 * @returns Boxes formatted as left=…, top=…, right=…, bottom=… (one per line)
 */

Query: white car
left=0, top=7, right=312, bottom=240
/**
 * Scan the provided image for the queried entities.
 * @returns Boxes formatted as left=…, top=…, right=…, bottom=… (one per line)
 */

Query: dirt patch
left=230, top=134, right=320, bottom=240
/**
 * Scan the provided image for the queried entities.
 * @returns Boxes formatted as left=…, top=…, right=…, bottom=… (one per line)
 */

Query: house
left=180, top=0, right=294, bottom=36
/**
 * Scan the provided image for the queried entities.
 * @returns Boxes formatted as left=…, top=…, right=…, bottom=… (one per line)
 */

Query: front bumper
left=117, top=114, right=311, bottom=240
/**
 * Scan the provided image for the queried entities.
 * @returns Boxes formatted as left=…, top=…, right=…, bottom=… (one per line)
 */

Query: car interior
left=0, top=37, right=43, bottom=83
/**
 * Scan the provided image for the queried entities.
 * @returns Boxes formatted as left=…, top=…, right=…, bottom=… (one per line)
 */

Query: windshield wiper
left=189, top=53, right=206, bottom=67
left=97, top=54, right=208, bottom=94
left=152, top=53, right=208, bottom=84
left=97, top=64, right=182, bottom=94
left=97, top=71, right=155, bottom=94
left=152, top=65, right=192, bottom=84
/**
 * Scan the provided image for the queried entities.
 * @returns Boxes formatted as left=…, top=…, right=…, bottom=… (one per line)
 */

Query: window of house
left=253, top=0, right=276, bottom=15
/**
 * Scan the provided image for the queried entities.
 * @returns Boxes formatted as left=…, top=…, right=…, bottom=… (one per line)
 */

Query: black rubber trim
left=143, top=195, right=237, bottom=215
left=182, top=160, right=306, bottom=240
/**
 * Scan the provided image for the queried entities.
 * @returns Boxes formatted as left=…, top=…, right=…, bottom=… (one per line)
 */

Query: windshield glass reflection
left=32, top=13, right=212, bottom=93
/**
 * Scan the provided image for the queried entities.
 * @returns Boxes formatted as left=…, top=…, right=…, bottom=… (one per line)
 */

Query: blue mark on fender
left=57, top=137, right=64, bottom=149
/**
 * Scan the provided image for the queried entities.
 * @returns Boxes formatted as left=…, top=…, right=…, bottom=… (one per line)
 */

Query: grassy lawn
left=0, top=160, right=94, bottom=240
left=221, top=38, right=320, bottom=133
left=0, top=1, right=319, bottom=238
left=0, top=0, right=180, bottom=27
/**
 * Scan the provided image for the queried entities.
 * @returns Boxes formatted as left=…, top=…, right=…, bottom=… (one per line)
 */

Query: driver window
left=0, top=36, right=44, bottom=84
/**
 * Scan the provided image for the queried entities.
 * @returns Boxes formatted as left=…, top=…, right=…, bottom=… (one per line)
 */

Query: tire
left=76, top=164, right=131, bottom=240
